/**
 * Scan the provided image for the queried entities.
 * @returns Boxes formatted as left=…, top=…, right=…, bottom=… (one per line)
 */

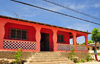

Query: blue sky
left=0, top=0, right=100, bottom=44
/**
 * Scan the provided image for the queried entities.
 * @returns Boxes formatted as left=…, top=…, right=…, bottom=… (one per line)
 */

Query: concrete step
left=25, top=52, right=74, bottom=64
left=29, top=61, right=74, bottom=64
left=34, top=52, right=61, bottom=57
left=32, top=57, right=67, bottom=59
left=30, top=58, right=68, bottom=62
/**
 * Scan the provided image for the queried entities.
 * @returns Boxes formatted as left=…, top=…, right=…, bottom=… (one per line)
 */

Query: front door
left=40, top=33, right=49, bottom=51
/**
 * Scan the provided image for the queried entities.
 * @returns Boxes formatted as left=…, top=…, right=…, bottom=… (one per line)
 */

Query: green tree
left=91, top=27, right=100, bottom=61
left=81, top=40, right=93, bottom=45
left=88, top=40, right=93, bottom=44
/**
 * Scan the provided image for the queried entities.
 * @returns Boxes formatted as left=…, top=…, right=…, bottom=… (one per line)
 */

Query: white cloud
left=68, top=4, right=87, bottom=10
left=94, top=3, right=100, bottom=8
left=66, top=3, right=100, bottom=10
left=68, top=22, right=90, bottom=32
left=46, top=6, right=63, bottom=11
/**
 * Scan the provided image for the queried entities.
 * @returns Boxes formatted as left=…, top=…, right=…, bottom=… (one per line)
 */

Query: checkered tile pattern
left=3, top=40, right=36, bottom=50
left=57, top=44, right=74, bottom=50
left=77, top=45, right=87, bottom=51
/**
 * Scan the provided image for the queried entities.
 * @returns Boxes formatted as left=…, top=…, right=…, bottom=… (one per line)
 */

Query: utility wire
left=43, top=0, right=100, bottom=20
left=11, top=0, right=100, bottom=25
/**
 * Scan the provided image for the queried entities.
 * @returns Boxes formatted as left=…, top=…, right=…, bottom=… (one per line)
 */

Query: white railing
left=76, top=45, right=87, bottom=51
left=3, top=39, right=36, bottom=50
left=57, top=44, right=87, bottom=51
left=57, top=44, right=74, bottom=51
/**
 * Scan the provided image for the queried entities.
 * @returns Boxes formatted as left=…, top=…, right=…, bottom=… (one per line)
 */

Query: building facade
left=88, top=43, right=100, bottom=53
left=0, top=15, right=90, bottom=52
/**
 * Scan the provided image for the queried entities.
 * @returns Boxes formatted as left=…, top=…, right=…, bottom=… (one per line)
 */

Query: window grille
left=10, top=28, right=27, bottom=40
left=57, top=34, right=64, bottom=43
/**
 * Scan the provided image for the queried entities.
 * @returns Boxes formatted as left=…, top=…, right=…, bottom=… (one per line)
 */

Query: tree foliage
left=88, top=40, right=93, bottom=44
left=91, top=27, right=100, bottom=61
left=91, top=27, right=100, bottom=42
left=81, top=40, right=93, bottom=45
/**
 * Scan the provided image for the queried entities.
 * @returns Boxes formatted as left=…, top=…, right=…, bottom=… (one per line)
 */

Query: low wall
left=0, top=51, right=88, bottom=60
left=0, top=51, right=36, bottom=59
left=61, top=52, right=88, bottom=60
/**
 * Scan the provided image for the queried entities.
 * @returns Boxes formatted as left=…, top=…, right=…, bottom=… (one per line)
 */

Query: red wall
left=4, top=23, right=36, bottom=41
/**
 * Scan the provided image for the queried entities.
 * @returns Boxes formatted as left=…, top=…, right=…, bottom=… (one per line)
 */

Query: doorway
left=40, top=33, right=49, bottom=51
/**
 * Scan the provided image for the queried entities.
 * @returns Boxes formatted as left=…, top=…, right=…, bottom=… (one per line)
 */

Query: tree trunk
left=94, top=42, right=98, bottom=61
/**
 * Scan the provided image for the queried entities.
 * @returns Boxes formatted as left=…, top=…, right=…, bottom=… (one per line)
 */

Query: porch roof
left=0, top=15, right=91, bottom=34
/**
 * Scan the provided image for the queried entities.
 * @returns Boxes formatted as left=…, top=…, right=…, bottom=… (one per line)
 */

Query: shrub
left=86, top=54, right=93, bottom=61
left=13, top=48, right=24, bottom=64
left=69, top=47, right=79, bottom=63
left=81, top=59, right=85, bottom=63
left=69, top=48, right=75, bottom=60
left=73, top=57, right=78, bottom=63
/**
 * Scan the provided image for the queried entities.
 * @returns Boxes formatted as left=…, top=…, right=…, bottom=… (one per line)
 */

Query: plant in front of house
left=81, top=59, right=85, bottom=63
left=86, top=54, right=93, bottom=62
left=11, top=48, right=25, bottom=64
left=69, top=48, right=75, bottom=60
left=69, top=47, right=79, bottom=63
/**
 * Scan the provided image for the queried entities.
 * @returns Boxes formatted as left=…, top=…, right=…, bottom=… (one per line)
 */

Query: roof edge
left=0, top=15, right=91, bottom=34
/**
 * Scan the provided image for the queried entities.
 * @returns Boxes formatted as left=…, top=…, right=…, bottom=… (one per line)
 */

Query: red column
left=35, top=27, right=41, bottom=52
left=52, top=29, right=57, bottom=52
left=85, top=34, right=88, bottom=52
left=73, top=33, right=77, bottom=51
left=0, top=21, right=7, bottom=49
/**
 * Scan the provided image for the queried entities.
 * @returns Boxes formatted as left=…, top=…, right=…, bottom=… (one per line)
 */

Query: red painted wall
left=4, top=23, right=36, bottom=41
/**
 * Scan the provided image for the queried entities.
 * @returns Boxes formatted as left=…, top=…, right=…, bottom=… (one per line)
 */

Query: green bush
left=86, top=54, right=92, bottom=61
left=14, top=48, right=23, bottom=64
left=69, top=48, right=75, bottom=60
left=69, top=47, right=79, bottom=63
left=81, top=59, right=85, bottom=63
left=73, top=58, right=78, bottom=63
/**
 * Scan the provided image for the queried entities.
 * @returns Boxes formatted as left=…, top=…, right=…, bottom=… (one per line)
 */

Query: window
left=10, top=28, right=27, bottom=40
left=57, top=34, right=64, bottom=43
left=92, top=47, right=95, bottom=50
left=97, top=47, right=99, bottom=50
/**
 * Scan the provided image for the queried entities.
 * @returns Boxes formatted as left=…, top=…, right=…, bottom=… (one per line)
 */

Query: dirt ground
left=78, top=61, right=100, bottom=64
left=78, top=55, right=100, bottom=64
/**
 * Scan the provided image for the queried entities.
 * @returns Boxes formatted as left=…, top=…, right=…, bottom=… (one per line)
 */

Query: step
left=29, top=61, right=74, bottom=64
left=34, top=54, right=61, bottom=57
left=31, top=57, right=68, bottom=60
left=25, top=52, right=74, bottom=64
left=34, top=52, right=61, bottom=55
left=30, top=58, right=68, bottom=62
left=31, top=57, right=67, bottom=60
